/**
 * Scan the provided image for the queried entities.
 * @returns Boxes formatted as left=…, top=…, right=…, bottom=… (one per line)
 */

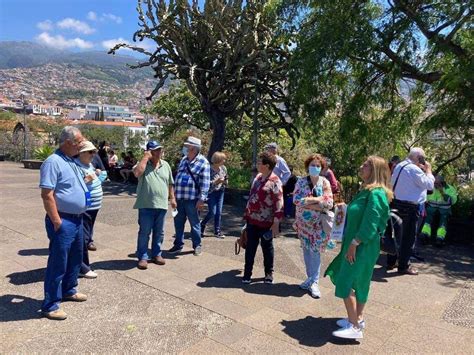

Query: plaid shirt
left=175, top=154, right=210, bottom=201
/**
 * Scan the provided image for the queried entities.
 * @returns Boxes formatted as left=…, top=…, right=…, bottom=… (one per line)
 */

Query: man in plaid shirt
left=168, top=136, right=210, bottom=256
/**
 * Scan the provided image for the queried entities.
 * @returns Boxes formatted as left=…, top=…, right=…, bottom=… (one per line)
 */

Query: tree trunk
left=206, top=108, right=226, bottom=160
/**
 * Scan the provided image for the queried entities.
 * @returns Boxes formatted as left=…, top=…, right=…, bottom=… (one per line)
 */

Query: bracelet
left=351, top=239, right=360, bottom=246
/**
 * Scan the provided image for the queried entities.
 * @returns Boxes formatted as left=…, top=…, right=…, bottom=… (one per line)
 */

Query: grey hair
left=408, top=147, right=425, bottom=160
left=59, top=126, right=81, bottom=145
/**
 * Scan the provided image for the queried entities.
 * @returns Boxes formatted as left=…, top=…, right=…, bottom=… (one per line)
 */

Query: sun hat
left=184, top=136, right=202, bottom=148
left=265, top=142, right=278, bottom=150
left=79, top=141, right=97, bottom=153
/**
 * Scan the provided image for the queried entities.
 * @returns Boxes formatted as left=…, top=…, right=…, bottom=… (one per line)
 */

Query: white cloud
left=36, top=32, right=94, bottom=50
left=87, top=11, right=98, bottom=21
left=37, top=20, right=54, bottom=31
left=102, top=13, right=122, bottom=24
left=57, top=18, right=95, bottom=35
left=102, top=38, right=130, bottom=50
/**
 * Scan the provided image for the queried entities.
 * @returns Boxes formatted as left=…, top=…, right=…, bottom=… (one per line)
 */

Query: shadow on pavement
left=197, top=269, right=307, bottom=298
left=7, top=268, right=45, bottom=285
left=281, top=316, right=360, bottom=348
left=102, top=182, right=136, bottom=197
left=0, top=294, right=42, bottom=322
left=18, top=248, right=49, bottom=256
left=372, top=247, right=474, bottom=287
left=90, top=259, right=136, bottom=271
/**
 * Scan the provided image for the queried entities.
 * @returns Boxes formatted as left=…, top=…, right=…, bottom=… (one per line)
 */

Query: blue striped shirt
left=74, top=159, right=104, bottom=210
left=175, top=154, right=210, bottom=201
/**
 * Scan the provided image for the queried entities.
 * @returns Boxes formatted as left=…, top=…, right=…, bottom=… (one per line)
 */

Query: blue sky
left=0, top=0, right=173, bottom=53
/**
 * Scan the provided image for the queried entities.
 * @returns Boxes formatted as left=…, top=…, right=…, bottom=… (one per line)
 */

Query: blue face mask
left=182, top=146, right=188, bottom=156
left=309, top=166, right=321, bottom=176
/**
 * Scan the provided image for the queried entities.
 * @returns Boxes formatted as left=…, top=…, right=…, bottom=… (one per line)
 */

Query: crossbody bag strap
left=392, top=162, right=411, bottom=195
left=186, top=163, right=201, bottom=195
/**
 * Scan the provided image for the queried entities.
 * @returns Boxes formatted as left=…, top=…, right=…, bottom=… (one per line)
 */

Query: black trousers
left=387, top=200, right=419, bottom=271
left=244, top=224, right=274, bottom=279
left=81, top=209, right=99, bottom=274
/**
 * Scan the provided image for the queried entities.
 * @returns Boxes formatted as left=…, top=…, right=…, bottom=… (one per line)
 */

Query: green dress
left=325, top=187, right=390, bottom=303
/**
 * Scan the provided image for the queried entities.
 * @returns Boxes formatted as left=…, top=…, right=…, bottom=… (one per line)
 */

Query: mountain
left=0, top=41, right=144, bottom=70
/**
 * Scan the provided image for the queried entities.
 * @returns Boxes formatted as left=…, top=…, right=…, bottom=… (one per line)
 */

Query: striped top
left=74, top=159, right=105, bottom=210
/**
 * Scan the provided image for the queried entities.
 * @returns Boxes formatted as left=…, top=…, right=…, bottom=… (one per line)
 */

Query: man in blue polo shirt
left=39, top=126, right=89, bottom=320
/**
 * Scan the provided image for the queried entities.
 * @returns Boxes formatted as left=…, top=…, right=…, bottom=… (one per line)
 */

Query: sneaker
left=332, top=323, right=363, bottom=339
left=63, top=292, right=88, bottom=302
left=215, top=232, right=225, bottom=239
left=79, top=270, right=98, bottom=279
left=87, top=242, right=97, bottom=251
left=242, top=278, right=251, bottom=284
left=137, top=259, right=148, bottom=270
left=193, top=246, right=202, bottom=256
left=151, top=255, right=166, bottom=265
left=299, top=278, right=311, bottom=290
left=309, top=283, right=321, bottom=298
left=264, top=273, right=273, bottom=284
left=167, top=245, right=183, bottom=254
left=42, top=309, right=67, bottom=320
left=336, top=318, right=366, bottom=330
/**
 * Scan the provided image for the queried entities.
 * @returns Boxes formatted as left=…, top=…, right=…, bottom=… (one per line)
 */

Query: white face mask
left=182, top=146, right=188, bottom=156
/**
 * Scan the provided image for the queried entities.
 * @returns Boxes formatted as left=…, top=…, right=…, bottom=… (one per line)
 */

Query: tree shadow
left=18, top=248, right=49, bottom=256
left=0, top=294, right=42, bottom=322
left=7, top=268, right=45, bottom=285
left=90, top=259, right=136, bottom=271
left=197, top=269, right=307, bottom=298
left=102, top=182, right=136, bottom=197
left=281, top=316, right=360, bottom=347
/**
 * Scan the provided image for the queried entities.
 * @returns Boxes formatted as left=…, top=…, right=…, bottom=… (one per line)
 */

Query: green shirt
left=133, top=160, right=174, bottom=210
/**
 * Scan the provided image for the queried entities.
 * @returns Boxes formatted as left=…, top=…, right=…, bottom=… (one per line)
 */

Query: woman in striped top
left=75, top=141, right=107, bottom=279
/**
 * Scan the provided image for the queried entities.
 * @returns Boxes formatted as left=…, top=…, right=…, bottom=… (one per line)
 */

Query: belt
left=58, top=211, right=83, bottom=219
left=392, top=199, right=419, bottom=207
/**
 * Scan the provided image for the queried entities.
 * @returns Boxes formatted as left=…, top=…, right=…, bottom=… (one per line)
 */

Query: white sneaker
left=336, top=318, right=366, bottom=330
left=79, top=270, right=97, bottom=279
left=309, top=283, right=321, bottom=298
left=332, top=324, right=363, bottom=339
left=299, top=278, right=311, bottom=290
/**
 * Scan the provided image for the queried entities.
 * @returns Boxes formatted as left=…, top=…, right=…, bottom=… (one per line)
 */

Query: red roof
left=66, top=120, right=144, bottom=128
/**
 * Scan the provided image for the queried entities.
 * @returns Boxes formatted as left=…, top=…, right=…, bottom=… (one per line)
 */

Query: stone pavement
left=0, top=161, right=472, bottom=354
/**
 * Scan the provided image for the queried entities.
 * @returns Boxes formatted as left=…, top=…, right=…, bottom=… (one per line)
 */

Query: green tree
left=109, top=0, right=297, bottom=158
left=286, top=0, right=473, bottom=164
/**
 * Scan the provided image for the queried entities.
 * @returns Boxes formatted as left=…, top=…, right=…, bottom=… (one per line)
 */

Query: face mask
left=309, top=166, right=321, bottom=176
left=182, top=146, right=188, bottom=156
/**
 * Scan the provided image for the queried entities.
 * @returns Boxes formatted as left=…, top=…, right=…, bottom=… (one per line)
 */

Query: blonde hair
left=211, top=151, right=226, bottom=164
left=363, top=155, right=394, bottom=201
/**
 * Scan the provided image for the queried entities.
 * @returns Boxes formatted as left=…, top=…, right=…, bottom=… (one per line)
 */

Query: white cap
left=184, top=136, right=202, bottom=148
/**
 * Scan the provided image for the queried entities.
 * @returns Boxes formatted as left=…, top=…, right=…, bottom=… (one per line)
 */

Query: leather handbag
left=380, top=209, right=402, bottom=255
left=235, top=224, right=248, bottom=255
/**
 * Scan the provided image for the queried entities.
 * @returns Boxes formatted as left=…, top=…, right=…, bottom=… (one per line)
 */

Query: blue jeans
left=42, top=214, right=83, bottom=313
left=136, top=208, right=167, bottom=260
left=201, top=189, right=225, bottom=234
left=303, top=247, right=321, bottom=284
left=174, top=199, right=201, bottom=249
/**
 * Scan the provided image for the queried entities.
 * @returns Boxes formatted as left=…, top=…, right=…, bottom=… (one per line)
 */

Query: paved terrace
left=0, top=161, right=472, bottom=354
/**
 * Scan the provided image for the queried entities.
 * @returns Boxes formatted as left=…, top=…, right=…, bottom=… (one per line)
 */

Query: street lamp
left=20, top=93, right=29, bottom=160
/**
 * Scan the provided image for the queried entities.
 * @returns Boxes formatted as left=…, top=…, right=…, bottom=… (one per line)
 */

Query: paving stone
left=180, top=337, right=238, bottom=354
left=230, top=330, right=307, bottom=353
left=209, top=322, right=254, bottom=346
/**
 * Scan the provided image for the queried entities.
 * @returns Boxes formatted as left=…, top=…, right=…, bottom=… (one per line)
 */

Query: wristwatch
left=351, top=239, right=360, bottom=246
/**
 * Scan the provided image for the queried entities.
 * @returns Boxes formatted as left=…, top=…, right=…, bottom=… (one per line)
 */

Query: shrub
left=451, top=181, right=474, bottom=219
left=227, top=167, right=251, bottom=190
left=33, top=145, right=55, bottom=161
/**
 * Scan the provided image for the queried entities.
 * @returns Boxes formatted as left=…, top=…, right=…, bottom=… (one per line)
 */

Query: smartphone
left=418, top=156, right=426, bottom=165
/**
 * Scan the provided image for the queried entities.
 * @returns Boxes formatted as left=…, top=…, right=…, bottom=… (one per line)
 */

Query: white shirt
left=391, top=159, right=435, bottom=204
left=272, top=155, right=291, bottom=185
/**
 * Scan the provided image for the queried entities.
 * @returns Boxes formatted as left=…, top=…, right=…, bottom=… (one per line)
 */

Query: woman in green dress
left=325, top=155, right=392, bottom=340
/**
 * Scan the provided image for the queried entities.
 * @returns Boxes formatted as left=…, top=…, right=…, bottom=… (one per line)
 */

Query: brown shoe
left=137, top=259, right=148, bottom=270
left=87, top=242, right=97, bottom=251
left=63, top=292, right=88, bottom=302
left=398, top=267, right=418, bottom=275
left=151, top=256, right=166, bottom=265
left=43, top=309, right=68, bottom=320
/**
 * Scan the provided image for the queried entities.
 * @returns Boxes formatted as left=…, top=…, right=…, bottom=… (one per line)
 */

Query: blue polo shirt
left=39, top=149, right=88, bottom=214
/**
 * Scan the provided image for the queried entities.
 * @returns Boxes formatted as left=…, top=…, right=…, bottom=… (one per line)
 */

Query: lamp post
left=20, top=93, right=29, bottom=160
left=251, top=73, right=259, bottom=173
